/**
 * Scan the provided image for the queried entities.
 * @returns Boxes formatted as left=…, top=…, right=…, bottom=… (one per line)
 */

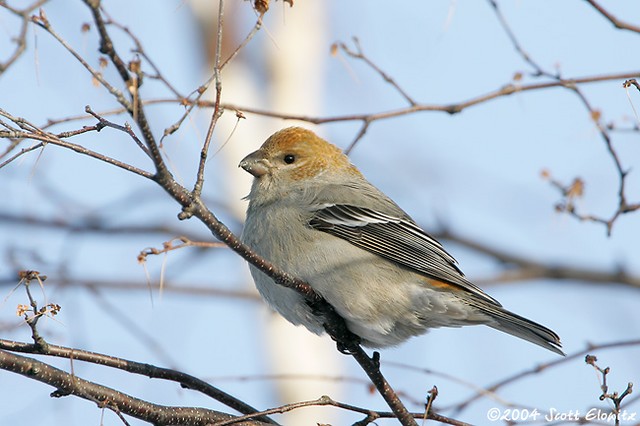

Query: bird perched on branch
left=239, top=127, right=563, bottom=355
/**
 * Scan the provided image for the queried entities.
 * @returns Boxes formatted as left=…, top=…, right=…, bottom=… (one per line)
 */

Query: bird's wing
left=309, top=203, right=501, bottom=305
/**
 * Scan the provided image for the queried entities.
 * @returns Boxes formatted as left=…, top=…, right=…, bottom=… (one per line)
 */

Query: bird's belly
left=243, top=212, right=480, bottom=348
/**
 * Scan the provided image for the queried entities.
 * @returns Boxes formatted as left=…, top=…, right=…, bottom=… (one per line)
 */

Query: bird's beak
left=239, top=150, right=270, bottom=177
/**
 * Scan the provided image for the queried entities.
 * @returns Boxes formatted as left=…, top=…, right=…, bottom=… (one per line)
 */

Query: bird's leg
left=307, top=297, right=362, bottom=353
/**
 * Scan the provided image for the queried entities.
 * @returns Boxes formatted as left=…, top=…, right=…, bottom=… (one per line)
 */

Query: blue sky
left=1, top=1, right=639, bottom=425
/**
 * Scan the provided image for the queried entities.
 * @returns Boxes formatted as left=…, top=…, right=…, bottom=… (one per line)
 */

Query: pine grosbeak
left=240, top=127, right=563, bottom=355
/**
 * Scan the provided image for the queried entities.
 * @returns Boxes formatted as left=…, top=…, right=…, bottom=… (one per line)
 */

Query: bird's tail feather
left=471, top=300, right=564, bottom=355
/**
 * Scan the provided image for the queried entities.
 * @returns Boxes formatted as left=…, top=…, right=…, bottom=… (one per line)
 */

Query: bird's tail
left=470, top=299, right=564, bottom=355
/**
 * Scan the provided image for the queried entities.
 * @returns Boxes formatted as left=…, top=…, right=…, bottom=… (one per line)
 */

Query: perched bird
left=239, top=127, right=563, bottom=355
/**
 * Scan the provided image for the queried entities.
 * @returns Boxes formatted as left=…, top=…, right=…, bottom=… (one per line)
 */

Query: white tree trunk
left=189, top=2, right=343, bottom=424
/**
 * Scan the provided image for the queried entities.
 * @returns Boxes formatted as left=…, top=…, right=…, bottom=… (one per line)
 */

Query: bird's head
left=239, top=127, right=361, bottom=199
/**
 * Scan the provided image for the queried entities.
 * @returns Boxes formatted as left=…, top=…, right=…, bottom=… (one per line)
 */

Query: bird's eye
left=283, top=154, right=295, bottom=164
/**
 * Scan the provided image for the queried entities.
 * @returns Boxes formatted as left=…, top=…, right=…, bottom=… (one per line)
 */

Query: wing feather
left=309, top=204, right=501, bottom=305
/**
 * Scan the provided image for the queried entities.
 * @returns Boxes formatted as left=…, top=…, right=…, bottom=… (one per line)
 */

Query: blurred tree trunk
left=188, top=1, right=343, bottom=424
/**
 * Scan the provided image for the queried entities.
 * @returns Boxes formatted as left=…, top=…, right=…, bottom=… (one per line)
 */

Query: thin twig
left=31, top=9, right=133, bottom=113
left=103, top=14, right=184, bottom=99
left=488, top=0, right=639, bottom=235
left=0, top=141, right=45, bottom=169
left=446, top=339, right=640, bottom=415
left=585, top=355, right=634, bottom=426
left=217, top=71, right=640, bottom=123
left=221, top=16, right=263, bottom=69
left=339, top=37, right=417, bottom=106
left=85, top=106, right=152, bottom=158
left=81, top=0, right=167, bottom=177
left=19, top=70, right=640, bottom=143
left=215, top=394, right=469, bottom=426
left=192, top=0, right=225, bottom=198
left=344, top=119, right=371, bottom=154
left=0, top=109, right=154, bottom=178
left=138, top=236, right=226, bottom=263
left=0, top=0, right=49, bottom=73
left=488, top=0, right=552, bottom=78
left=435, top=228, right=640, bottom=288
left=584, top=0, right=640, bottom=34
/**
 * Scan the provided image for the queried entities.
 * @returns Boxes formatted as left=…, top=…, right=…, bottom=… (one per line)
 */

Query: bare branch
left=0, top=349, right=270, bottom=425
left=214, top=394, right=470, bottom=426
left=19, top=69, right=638, bottom=145
left=488, top=0, right=551, bottom=77
left=344, top=120, right=371, bottom=155
left=435, top=228, right=640, bottom=289
left=447, top=339, right=640, bottom=415
left=192, top=0, right=225, bottom=199
left=103, top=14, right=185, bottom=99
left=81, top=0, right=167, bottom=178
left=489, top=0, right=639, bottom=235
left=0, top=109, right=154, bottom=178
left=337, top=37, right=417, bottom=106
left=585, top=355, right=634, bottom=426
left=30, top=9, right=133, bottom=113
left=138, top=236, right=226, bottom=263
left=3, top=208, right=639, bottom=291
left=0, top=0, right=49, bottom=74
left=0, top=338, right=275, bottom=423
left=221, top=16, right=263, bottom=70
left=584, top=0, right=640, bottom=34
left=0, top=141, right=44, bottom=169
left=3, top=2, right=637, bottom=424
left=66, top=4, right=418, bottom=423
left=85, top=106, right=152, bottom=157
left=217, top=71, right=640, bottom=123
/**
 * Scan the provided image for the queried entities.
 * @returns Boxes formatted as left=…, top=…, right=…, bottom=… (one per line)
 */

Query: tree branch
left=0, top=349, right=271, bottom=425
left=0, top=339, right=276, bottom=424
left=489, top=0, right=639, bottom=235
left=0, top=109, right=154, bottom=178
left=0, top=0, right=49, bottom=74
left=584, top=0, right=640, bottom=33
